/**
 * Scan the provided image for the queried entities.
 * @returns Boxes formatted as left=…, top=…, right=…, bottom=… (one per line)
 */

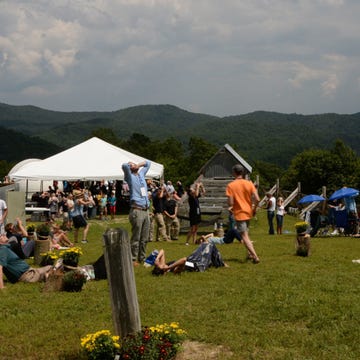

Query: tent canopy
left=9, top=137, right=164, bottom=181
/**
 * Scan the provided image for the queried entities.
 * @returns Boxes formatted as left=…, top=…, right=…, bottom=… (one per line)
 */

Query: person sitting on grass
left=0, top=234, right=52, bottom=289
left=152, top=242, right=228, bottom=276
left=50, top=224, right=74, bottom=249
left=5, top=218, right=35, bottom=259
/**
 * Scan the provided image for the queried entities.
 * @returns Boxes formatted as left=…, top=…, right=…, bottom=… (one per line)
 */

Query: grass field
left=1, top=210, right=360, bottom=360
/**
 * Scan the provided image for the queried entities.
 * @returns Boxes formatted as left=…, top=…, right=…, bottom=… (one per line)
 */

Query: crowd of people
left=0, top=162, right=264, bottom=288
left=2, top=160, right=359, bottom=289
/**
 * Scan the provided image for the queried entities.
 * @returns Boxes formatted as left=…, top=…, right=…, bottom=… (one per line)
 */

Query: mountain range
left=0, top=102, right=359, bottom=168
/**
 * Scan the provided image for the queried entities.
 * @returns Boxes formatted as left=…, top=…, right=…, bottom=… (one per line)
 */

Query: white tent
left=8, top=159, right=60, bottom=193
left=9, top=137, right=164, bottom=181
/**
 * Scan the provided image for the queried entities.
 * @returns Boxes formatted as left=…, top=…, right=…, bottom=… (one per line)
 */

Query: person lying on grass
left=152, top=242, right=228, bottom=276
left=197, top=228, right=258, bottom=263
left=197, top=227, right=242, bottom=245
left=0, top=234, right=52, bottom=289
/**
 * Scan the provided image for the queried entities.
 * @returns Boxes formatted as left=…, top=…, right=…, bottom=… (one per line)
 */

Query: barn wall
left=202, top=151, right=242, bottom=178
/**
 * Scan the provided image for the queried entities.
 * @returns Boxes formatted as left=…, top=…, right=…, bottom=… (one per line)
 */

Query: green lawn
left=1, top=211, right=360, bottom=359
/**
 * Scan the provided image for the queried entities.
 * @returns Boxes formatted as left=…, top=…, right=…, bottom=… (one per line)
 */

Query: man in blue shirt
left=122, top=160, right=151, bottom=266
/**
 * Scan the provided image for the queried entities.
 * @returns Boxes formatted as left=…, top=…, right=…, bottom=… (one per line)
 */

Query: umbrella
left=329, top=187, right=359, bottom=201
left=298, top=194, right=326, bottom=204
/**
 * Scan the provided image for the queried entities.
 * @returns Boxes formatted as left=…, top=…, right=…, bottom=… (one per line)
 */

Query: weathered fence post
left=103, top=227, right=141, bottom=337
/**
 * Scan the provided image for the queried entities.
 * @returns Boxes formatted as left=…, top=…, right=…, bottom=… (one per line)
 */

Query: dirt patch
left=175, top=340, right=233, bottom=360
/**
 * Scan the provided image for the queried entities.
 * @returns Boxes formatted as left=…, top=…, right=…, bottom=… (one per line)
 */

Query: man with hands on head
left=122, top=160, right=151, bottom=266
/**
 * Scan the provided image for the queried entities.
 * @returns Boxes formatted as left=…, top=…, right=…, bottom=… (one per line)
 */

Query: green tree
left=281, top=148, right=335, bottom=194
left=281, top=141, right=360, bottom=194
left=185, top=137, right=217, bottom=183
left=152, top=138, right=186, bottom=183
left=90, top=128, right=120, bottom=146
left=0, top=160, right=13, bottom=180
left=328, top=139, right=360, bottom=190
left=121, top=133, right=152, bottom=158
left=252, top=160, right=284, bottom=191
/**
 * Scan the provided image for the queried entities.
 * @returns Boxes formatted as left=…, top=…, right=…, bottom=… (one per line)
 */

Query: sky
left=0, top=0, right=359, bottom=117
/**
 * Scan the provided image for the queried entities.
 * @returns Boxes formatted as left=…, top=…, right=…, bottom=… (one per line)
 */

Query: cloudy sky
left=0, top=0, right=359, bottom=116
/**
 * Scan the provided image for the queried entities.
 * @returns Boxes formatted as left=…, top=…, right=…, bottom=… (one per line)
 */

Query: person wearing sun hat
left=71, top=189, right=91, bottom=244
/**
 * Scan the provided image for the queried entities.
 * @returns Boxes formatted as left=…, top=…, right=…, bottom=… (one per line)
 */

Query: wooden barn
left=179, top=144, right=253, bottom=226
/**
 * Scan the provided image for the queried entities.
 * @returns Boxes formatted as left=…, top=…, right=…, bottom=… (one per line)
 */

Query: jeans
left=267, top=211, right=275, bottom=234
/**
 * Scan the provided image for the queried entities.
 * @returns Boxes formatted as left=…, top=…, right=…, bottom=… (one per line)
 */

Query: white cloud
left=0, top=0, right=359, bottom=115
left=321, top=74, right=338, bottom=97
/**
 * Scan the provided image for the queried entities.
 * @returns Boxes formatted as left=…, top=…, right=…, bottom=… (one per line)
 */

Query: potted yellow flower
left=81, top=330, right=120, bottom=360
left=295, top=221, right=310, bottom=256
left=40, top=250, right=58, bottom=266
left=59, top=247, right=83, bottom=267
left=81, top=322, right=187, bottom=360
left=295, top=221, right=308, bottom=234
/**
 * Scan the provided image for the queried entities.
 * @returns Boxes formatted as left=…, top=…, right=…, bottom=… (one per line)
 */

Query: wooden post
left=321, top=186, right=327, bottom=214
left=103, top=228, right=141, bottom=338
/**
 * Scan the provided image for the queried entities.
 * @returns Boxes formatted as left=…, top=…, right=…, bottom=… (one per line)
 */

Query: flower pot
left=63, top=283, right=84, bottom=292
left=34, top=238, right=51, bottom=265
left=63, top=259, right=79, bottom=267
left=295, top=234, right=310, bottom=257
left=62, top=270, right=86, bottom=292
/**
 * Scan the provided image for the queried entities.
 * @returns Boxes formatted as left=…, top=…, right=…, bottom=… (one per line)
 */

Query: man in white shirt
left=266, top=192, right=276, bottom=235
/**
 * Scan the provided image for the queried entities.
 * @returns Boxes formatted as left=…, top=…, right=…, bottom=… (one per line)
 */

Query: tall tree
left=281, top=141, right=360, bottom=194
left=90, top=128, right=120, bottom=146
left=329, top=139, right=360, bottom=189
left=185, top=137, right=217, bottom=183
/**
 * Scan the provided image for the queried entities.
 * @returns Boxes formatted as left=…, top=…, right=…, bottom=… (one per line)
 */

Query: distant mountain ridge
left=0, top=102, right=359, bottom=167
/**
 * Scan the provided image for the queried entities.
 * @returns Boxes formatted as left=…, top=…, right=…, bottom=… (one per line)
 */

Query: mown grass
left=1, top=211, right=360, bottom=359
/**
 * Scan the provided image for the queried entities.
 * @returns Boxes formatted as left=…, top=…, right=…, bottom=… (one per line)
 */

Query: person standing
left=276, top=197, right=286, bottom=235
left=164, top=191, right=180, bottom=240
left=48, top=192, right=59, bottom=222
left=107, top=190, right=116, bottom=220
left=72, top=190, right=91, bottom=244
left=226, top=164, right=260, bottom=263
left=186, top=182, right=205, bottom=245
left=122, top=160, right=151, bottom=266
left=152, top=185, right=171, bottom=242
left=0, top=198, right=8, bottom=234
left=266, top=192, right=276, bottom=235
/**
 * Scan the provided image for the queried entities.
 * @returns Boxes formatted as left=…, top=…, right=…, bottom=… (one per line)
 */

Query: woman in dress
left=186, top=182, right=205, bottom=245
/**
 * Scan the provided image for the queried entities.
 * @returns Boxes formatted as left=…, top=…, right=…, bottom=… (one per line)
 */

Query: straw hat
left=73, top=189, right=83, bottom=198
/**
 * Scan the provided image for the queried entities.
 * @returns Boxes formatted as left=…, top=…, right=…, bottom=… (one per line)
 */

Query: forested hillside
left=0, top=102, right=359, bottom=168
left=0, top=126, right=61, bottom=162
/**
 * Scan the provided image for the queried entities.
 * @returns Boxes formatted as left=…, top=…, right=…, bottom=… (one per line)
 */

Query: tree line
left=91, top=128, right=360, bottom=195
left=2, top=126, right=359, bottom=197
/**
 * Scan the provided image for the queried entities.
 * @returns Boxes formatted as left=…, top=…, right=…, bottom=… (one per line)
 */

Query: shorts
left=72, top=215, right=88, bottom=229
left=236, top=220, right=249, bottom=233
left=19, top=265, right=52, bottom=283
